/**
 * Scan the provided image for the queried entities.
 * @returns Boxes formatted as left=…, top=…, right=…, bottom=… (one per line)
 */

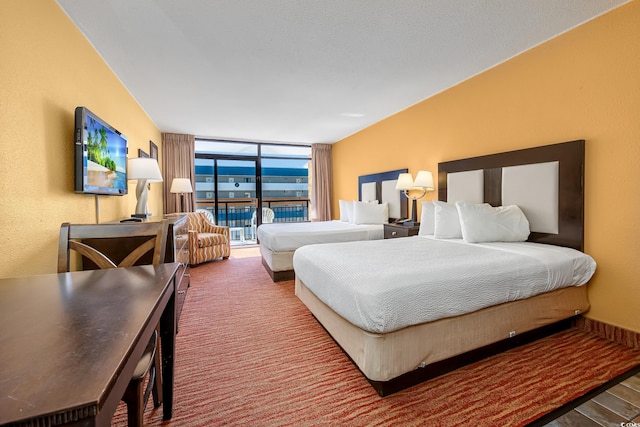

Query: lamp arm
left=403, top=188, right=427, bottom=200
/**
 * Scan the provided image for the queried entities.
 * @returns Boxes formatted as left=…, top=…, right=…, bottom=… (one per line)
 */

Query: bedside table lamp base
left=407, top=198, right=419, bottom=226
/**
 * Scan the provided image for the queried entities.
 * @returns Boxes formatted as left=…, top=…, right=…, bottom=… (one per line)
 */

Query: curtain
left=310, top=143, right=332, bottom=221
left=162, top=133, right=195, bottom=214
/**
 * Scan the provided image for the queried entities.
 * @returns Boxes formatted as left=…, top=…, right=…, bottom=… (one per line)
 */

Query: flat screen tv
left=74, top=106, right=128, bottom=195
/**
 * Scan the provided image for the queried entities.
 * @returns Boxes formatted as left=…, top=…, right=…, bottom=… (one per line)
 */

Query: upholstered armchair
left=185, top=212, right=230, bottom=265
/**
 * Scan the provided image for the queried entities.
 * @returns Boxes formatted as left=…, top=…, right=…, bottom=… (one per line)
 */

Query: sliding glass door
left=194, top=157, right=257, bottom=244
left=218, top=159, right=257, bottom=243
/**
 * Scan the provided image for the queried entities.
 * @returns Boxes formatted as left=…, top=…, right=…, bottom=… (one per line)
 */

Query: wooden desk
left=0, top=263, right=179, bottom=426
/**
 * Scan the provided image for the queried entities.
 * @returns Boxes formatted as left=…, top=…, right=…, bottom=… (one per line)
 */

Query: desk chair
left=58, top=221, right=169, bottom=427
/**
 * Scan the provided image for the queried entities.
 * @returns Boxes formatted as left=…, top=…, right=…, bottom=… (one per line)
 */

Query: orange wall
left=333, top=2, right=640, bottom=333
left=0, top=0, right=163, bottom=277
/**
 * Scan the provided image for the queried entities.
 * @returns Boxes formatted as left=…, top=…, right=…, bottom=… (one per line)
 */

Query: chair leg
left=152, top=326, right=163, bottom=408
left=122, top=327, right=162, bottom=426
left=124, top=379, right=145, bottom=427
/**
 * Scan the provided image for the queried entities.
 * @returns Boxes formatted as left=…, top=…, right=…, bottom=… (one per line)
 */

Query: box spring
left=295, top=278, right=589, bottom=396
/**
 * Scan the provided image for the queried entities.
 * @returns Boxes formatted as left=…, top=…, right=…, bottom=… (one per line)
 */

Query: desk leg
left=160, top=276, right=176, bottom=420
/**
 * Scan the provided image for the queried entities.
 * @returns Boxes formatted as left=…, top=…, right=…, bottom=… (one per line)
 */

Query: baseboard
left=575, top=317, right=640, bottom=349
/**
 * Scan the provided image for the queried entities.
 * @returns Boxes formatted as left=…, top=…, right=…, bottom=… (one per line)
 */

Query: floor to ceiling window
left=194, top=139, right=311, bottom=245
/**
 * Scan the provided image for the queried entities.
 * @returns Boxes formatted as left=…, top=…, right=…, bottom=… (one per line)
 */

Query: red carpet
left=112, top=255, right=640, bottom=426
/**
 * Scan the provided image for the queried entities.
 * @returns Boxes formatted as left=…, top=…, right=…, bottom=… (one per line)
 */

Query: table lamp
left=170, top=178, right=194, bottom=213
left=395, top=170, right=434, bottom=225
left=128, top=158, right=163, bottom=218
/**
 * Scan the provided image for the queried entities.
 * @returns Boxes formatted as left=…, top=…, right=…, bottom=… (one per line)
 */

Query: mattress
left=293, top=236, right=596, bottom=334
left=257, top=220, right=384, bottom=252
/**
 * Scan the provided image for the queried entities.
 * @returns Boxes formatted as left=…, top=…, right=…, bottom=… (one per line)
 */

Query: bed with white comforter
left=258, top=220, right=384, bottom=253
left=293, top=236, right=595, bottom=395
left=258, top=169, right=407, bottom=281
left=258, top=220, right=384, bottom=281
left=292, top=141, right=594, bottom=396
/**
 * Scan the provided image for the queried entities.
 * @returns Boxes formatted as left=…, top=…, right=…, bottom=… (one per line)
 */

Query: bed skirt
left=260, top=246, right=295, bottom=281
left=295, top=277, right=590, bottom=395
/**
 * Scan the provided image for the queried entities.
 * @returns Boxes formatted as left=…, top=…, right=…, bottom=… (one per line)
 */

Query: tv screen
left=74, top=106, right=128, bottom=195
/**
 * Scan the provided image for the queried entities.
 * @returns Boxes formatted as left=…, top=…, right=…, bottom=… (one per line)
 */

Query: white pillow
left=455, top=201, right=530, bottom=243
left=352, top=201, right=389, bottom=224
left=418, top=201, right=435, bottom=236
left=433, top=201, right=463, bottom=239
left=344, top=200, right=355, bottom=223
left=339, top=200, right=349, bottom=222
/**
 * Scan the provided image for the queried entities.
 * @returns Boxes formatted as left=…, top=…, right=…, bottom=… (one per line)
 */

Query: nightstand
left=384, top=223, right=420, bottom=239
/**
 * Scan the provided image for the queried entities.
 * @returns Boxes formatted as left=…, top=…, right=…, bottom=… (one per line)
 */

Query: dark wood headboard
left=358, top=168, right=408, bottom=221
left=438, top=140, right=585, bottom=251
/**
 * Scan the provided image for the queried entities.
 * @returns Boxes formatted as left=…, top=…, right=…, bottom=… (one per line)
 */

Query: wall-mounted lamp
left=128, top=157, right=163, bottom=218
left=170, top=178, right=194, bottom=213
left=395, top=170, right=434, bottom=226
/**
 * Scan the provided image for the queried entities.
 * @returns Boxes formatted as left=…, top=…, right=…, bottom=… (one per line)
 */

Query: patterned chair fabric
left=185, top=212, right=230, bottom=265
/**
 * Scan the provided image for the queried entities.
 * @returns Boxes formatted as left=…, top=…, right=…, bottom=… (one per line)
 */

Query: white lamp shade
left=170, top=178, right=193, bottom=194
left=413, top=170, right=434, bottom=190
left=395, top=171, right=434, bottom=191
left=128, top=158, right=163, bottom=182
left=395, top=173, right=415, bottom=190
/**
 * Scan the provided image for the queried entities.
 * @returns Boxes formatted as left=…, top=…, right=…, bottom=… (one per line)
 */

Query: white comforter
left=293, top=236, right=596, bottom=334
left=257, top=220, right=384, bottom=252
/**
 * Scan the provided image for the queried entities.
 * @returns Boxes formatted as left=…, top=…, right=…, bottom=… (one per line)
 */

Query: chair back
left=195, top=209, right=216, bottom=224
left=58, top=221, right=169, bottom=273
left=262, top=207, right=275, bottom=224
left=185, top=212, right=212, bottom=232
left=251, top=207, right=275, bottom=226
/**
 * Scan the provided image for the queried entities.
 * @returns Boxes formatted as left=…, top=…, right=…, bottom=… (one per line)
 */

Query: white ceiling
left=56, top=0, right=626, bottom=145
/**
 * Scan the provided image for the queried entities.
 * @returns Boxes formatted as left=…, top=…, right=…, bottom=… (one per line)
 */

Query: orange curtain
left=310, top=144, right=332, bottom=221
left=162, top=133, right=195, bottom=214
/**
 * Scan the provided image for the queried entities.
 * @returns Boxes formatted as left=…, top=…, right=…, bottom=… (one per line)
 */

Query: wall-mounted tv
left=74, top=106, right=128, bottom=195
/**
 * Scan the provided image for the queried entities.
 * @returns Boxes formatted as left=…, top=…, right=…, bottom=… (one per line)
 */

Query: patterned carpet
left=112, top=255, right=640, bottom=426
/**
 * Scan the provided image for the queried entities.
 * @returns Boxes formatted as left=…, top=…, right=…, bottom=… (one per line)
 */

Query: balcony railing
left=196, top=198, right=310, bottom=243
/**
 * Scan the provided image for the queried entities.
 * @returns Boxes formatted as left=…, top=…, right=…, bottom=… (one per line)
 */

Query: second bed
left=258, top=169, right=408, bottom=281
